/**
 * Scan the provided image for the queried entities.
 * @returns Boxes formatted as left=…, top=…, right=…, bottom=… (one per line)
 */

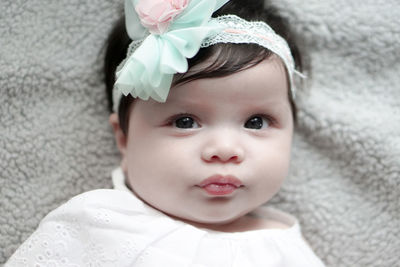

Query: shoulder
left=64, top=189, right=136, bottom=208
left=6, top=190, right=154, bottom=266
left=39, top=189, right=142, bottom=225
left=72, top=188, right=134, bottom=203
left=253, top=216, right=292, bottom=230
left=249, top=206, right=299, bottom=230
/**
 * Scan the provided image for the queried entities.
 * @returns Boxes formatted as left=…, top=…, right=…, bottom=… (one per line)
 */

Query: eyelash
left=166, top=113, right=200, bottom=128
left=165, top=113, right=276, bottom=129
left=245, top=114, right=275, bottom=129
left=253, top=114, right=275, bottom=124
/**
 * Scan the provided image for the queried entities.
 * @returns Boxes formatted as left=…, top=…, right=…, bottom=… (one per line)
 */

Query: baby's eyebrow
left=162, top=98, right=210, bottom=110
left=259, top=102, right=292, bottom=113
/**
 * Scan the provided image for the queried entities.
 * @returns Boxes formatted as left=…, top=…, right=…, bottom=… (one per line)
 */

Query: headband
left=113, top=0, right=301, bottom=112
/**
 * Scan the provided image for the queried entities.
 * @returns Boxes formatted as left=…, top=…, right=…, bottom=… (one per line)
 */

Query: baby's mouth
left=197, top=175, right=243, bottom=196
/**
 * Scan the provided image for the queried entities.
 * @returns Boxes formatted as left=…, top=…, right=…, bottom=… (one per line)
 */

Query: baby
left=6, top=0, right=325, bottom=266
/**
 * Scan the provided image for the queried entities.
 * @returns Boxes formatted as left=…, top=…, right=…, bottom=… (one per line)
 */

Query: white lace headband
left=113, top=0, right=302, bottom=112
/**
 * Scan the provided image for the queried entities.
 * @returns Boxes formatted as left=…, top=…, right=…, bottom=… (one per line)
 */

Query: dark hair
left=104, top=0, right=308, bottom=134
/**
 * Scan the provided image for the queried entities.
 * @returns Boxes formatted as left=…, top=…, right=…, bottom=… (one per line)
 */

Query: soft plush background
left=1, top=0, right=399, bottom=266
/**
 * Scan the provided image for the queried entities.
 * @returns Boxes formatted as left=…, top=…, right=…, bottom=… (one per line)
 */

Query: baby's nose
left=201, top=141, right=244, bottom=163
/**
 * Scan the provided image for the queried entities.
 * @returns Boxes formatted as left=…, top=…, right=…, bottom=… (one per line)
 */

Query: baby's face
left=117, top=57, right=293, bottom=226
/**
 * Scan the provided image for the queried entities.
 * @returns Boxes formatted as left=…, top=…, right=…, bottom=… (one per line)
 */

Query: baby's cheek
left=126, top=145, right=181, bottom=177
left=254, top=151, right=290, bottom=185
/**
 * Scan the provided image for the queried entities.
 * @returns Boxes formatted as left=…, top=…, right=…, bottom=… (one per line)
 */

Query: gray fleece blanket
left=1, top=0, right=399, bottom=266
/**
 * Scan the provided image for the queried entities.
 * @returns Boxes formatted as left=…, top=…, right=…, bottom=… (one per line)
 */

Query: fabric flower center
left=135, top=0, right=189, bottom=34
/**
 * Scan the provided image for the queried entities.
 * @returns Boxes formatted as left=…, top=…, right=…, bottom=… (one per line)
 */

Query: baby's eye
left=244, top=115, right=270, bottom=130
left=173, top=116, right=200, bottom=129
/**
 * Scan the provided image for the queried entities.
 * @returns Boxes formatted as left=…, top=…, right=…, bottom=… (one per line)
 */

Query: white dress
left=6, top=168, right=325, bottom=267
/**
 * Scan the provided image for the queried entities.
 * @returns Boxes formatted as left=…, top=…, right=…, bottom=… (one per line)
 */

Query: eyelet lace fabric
left=6, top=170, right=325, bottom=267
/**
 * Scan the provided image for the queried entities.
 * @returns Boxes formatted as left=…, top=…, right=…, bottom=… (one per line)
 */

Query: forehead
left=166, top=57, right=290, bottom=108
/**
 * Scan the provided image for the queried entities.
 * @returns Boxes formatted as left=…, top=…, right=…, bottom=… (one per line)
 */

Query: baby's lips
left=198, top=174, right=243, bottom=188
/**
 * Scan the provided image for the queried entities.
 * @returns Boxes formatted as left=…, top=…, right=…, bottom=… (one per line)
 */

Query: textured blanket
left=1, top=0, right=399, bottom=266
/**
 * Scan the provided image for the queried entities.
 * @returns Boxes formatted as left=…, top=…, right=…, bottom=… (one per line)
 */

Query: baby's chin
left=165, top=209, right=253, bottom=231
left=176, top=212, right=264, bottom=233
left=133, top=190, right=262, bottom=231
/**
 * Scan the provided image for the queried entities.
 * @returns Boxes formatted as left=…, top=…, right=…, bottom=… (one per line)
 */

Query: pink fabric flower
left=135, top=0, right=189, bottom=34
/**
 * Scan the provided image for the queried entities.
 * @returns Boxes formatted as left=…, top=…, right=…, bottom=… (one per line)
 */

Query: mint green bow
left=115, top=0, right=229, bottom=102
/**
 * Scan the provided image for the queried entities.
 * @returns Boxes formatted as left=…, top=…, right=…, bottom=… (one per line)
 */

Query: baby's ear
left=109, top=113, right=128, bottom=171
